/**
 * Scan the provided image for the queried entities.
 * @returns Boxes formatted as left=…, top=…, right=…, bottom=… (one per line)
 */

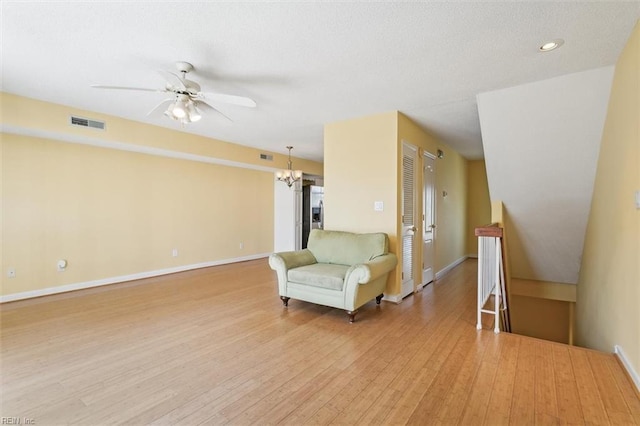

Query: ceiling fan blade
left=157, top=70, right=186, bottom=90
left=91, top=84, right=165, bottom=93
left=146, top=98, right=174, bottom=116
left=195, top=100, right=233, bottom=122
left=199, top=92, right=257, bottom=108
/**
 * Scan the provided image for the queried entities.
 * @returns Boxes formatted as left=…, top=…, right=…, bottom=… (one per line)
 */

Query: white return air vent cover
left=70, top=116, right=105, bottom=130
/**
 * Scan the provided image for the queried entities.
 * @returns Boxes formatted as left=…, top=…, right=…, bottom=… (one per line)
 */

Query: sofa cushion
left=288, top=263, right=350, bottom=291
left=307, top=229, right=389, bottom=266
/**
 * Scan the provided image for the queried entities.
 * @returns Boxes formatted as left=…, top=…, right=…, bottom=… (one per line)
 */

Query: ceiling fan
left=91, top=61, right=256, bottom=124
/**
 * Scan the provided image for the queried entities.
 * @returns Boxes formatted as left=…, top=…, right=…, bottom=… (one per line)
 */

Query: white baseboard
left=467, top=253, right=478, bottom=259
left=382, top=293, right=402, bottom=304
left=614, top=345, right=640, bottom=393
left=0, top=253, right=270, bottom=303
left=435, top=256, right=468, bottom=280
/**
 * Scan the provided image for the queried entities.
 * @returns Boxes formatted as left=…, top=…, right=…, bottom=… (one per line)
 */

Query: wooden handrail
left=474, top=223, right=503, bottom=238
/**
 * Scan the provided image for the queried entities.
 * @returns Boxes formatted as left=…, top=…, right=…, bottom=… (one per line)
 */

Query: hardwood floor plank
left=534, top=340, right=560, bottom=424
left=458, top=343, right=500, bottom=425
left=552, top=344, right=585, bottom=424
left=481, top=334, right=519, bottom=425
left=587, top=351, right=637, bottom=425
left=1, top=258, right=638, bottom=425
left=570, top=348, right=610, bottom=425
left=508, top=337, right=537, bottom=425
left=606, top=354, right=640, bottom=424
left=383, top=319, right=468, bottom=425
left=433, top=328, right=497, bottom=425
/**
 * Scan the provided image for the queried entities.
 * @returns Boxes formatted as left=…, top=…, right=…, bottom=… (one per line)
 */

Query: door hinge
left=402, top=272, right=404, bottom=280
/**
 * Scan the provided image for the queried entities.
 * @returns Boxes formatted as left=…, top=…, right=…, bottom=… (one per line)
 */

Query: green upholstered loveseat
left=268, top=229, right=397, bottom=322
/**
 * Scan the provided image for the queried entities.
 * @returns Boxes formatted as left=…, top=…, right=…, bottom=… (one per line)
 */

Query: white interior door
left=401, top=142, right=417, bottom=298
left=422, top=153, right=436, bottom=285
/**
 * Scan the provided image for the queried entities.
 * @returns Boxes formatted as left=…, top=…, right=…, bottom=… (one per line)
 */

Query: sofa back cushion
left=307, top=229, right=389, bottom=266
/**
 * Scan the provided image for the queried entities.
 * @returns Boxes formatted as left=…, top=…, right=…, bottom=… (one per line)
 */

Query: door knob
left=411, top=226, right=417, bottom=232
left=429, top=224, right=436, bottom=229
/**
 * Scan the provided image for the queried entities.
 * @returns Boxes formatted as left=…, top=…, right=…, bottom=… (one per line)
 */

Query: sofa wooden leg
left=376, top=294, right=384, bottom=305
left=280, top=296, right=290, bottom=307
left=346, top=310, right=358, bottom=323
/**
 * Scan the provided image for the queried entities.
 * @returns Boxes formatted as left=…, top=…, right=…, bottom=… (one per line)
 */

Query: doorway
left=422, top=152, right=436, bottom=286
left=401, top=142, right=417, bottom=298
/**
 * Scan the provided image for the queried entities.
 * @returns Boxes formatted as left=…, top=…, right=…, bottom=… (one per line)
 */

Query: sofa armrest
left=269, top=249, right=317, bottom=271
left=268, top=249, right=317, bottom=296
left=346, top=253, right=398, bottom=285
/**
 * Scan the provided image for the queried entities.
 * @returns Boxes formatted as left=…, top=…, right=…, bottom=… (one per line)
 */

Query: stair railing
left=475, top=223, right=510, bottom=333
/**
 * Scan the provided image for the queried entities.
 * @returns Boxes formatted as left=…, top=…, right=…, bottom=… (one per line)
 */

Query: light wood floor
left=2, top=259, right=639, bottom=425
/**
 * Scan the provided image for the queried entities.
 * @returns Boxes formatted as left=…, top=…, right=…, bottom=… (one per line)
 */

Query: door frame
left=401, top=141, right=418, bottom=299
left=420, top=150, right=437, bottom=289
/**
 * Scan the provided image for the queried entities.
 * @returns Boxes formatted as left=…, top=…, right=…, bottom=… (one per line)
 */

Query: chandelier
left=164, top=94, right=202, bottom=124
left=276, top=146, right=303, bottom=187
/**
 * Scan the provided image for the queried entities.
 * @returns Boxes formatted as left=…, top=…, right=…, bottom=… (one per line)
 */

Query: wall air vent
left=70, top=116, right=105, bottom=130
left=260, top=153, right=273, bottom=161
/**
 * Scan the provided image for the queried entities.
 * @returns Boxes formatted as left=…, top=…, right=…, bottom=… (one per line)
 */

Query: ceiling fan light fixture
left=187, top=101, right=202, bottom=122
left=92, top=61, right=257, bottom=126
left=172, top=98, right=188, bottom=118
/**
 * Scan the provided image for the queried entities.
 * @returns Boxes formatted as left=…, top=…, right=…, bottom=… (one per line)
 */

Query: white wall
left=273, top=179, right=297, bottom=252
left=477, top=66, right=614, bottom=284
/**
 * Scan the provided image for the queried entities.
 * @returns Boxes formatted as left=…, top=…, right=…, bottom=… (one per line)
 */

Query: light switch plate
left=374, top=201, right=384, bottom=212
left=635, top=190, right=640, bottom=209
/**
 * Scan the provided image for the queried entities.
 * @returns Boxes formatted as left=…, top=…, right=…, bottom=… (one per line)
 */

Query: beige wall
left=465, top=160, right=491, bottom=256
left=397, top=113, right=468, bottom=273
left=432, top=143, right=468, bottom=273
left=510, top=295, right=571, bottom=344
left=1, top=93, right=323, bottom=298
left=576, top=22, right=640, bottom=373
left=2, top=134, right=274, bottom=297
left=324, top=111, right=469, bottom=296
left=1, top=93, right=323, bottom=175
left=324, top=111, right=399, bottom=243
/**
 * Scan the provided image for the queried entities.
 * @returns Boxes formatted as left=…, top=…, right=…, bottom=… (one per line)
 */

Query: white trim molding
left=435, top=256, right=468, bottom=280
left=614, top=345, right=640, bottom=393
left=0, top=253, right=269, bottom=303
left=382, top=293, right=403, bottom=304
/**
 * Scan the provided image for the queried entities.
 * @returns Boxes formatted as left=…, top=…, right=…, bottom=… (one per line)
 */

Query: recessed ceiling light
left=539, top=39, right=564, bottom=52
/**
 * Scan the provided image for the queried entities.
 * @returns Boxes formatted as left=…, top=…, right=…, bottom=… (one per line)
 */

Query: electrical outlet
left=172, top=248, right=178, bottom=257
left=7, top=268, right=16, bottom=278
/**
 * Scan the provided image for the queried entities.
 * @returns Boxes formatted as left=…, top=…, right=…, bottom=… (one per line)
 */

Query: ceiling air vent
left=70, top=116, right=105, bottom=130
left=260, top=153, right=273, bottom=161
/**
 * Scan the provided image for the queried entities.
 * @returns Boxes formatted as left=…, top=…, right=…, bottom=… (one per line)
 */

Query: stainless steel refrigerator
left=302, top=185, right=324, bottom=248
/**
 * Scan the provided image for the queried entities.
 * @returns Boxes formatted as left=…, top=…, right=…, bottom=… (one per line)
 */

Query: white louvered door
left=401, top=142, right=417, bottom=298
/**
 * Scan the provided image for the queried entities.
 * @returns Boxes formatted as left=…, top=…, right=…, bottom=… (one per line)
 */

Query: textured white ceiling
left=2, top=2, right=639, bottom=162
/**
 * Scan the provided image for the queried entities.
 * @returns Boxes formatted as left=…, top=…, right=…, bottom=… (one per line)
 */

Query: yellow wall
left=576, top=22, right=640, bottom=371
left=324, top=111, right=398, bottom=240
left=510, top=295, right=570, bottom=344
left=432, top=143, right=468, bottom=273
left=465, top=160, right=491, bottom=256
left=397, top=113, right=468, bottom=274
left=324, top=111, right=469, bottom=296
left=1, top=93, right=323, bottom=175
left=1, top=93, right=323, bottom=298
